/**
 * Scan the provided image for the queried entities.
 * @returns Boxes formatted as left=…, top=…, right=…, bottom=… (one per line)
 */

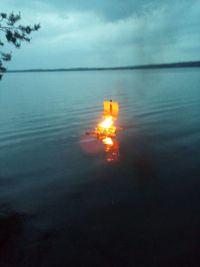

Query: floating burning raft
left=86, top=100, right=121, bottom=139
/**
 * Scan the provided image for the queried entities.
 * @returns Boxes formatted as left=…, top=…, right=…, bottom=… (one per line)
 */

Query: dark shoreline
left=7, top=60, right=200, bottom=73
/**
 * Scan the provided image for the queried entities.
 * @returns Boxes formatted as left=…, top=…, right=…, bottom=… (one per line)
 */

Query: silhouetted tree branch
left=0, top=12, right=40, bottom=80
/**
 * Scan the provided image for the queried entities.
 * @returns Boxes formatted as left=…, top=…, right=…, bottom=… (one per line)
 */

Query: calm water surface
left=0, top=69, right=200, bottom=266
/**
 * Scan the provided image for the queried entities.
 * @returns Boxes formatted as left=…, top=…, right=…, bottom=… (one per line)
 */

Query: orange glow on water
left=105, top=138, right=119, bottom=162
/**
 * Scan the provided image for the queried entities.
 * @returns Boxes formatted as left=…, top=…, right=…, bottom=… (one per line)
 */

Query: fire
left=99, top=116, right=113, bottom=129
left=85, top=100, right=121, bottom=162
left=102, top=136, right=114, bottom=146
left=96, top=115, right=119, bottom=162
left=96, top=116, right=116, bottom=137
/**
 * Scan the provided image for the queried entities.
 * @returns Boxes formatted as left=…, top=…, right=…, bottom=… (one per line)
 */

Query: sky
left=1, top=0, right=200, bottom=69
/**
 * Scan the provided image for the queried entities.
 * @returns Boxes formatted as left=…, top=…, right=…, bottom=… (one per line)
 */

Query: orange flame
left=96, top=115, right=116, bottom=137
left=85, top=101, right=120, bottom=162
left=102, top=136, right=114, bottom=146
left=99, top=116, right=113, bottom=128
left=95, top=115, right=119, bottom=162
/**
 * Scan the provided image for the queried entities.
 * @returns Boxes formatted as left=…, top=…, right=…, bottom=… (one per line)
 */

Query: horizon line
left=7, top=60, right=200, bottom=73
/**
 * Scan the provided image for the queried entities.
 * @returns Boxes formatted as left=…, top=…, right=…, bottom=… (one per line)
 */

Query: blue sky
left=1, top=0, right=200, bottom=69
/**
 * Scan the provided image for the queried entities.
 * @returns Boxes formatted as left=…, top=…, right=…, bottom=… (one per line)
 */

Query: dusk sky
left=1, top=0, right=200, bottom=69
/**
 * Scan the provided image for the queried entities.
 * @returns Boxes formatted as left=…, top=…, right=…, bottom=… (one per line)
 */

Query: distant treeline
left=8, top=61, right=200, bottom=73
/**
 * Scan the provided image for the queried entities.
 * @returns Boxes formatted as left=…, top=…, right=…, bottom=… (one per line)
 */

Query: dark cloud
left=6, top=0, right=161, bottom=21
left=1, top=0, right=200, bottom=68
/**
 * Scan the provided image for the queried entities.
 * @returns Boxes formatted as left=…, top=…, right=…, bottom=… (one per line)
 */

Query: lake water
left=0, top=69, right=200, bottom=266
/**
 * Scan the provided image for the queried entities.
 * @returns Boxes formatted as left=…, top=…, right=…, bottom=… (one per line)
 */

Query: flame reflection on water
left=102, top=137, right=119, bottom=162
left=80, top=135, right=120, bottom=162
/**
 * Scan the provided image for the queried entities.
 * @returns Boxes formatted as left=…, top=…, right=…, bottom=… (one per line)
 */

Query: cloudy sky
left=1, top=0, right=200, bottom=69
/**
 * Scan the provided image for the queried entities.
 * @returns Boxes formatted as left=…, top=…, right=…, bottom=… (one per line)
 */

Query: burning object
left=86, top=100, right=119, bottom=139
left=96, top=116, right=116, bottom=138
left=85, top=100, right=121, bottom=162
